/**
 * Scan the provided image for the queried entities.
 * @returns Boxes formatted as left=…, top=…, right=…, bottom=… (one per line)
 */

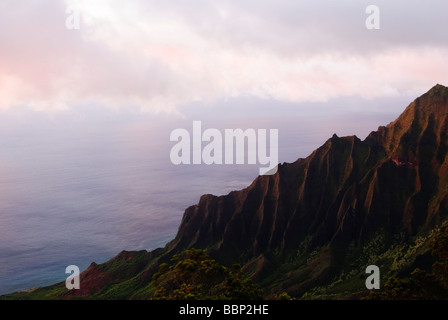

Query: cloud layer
left=1, top=0, right=447, bottom=114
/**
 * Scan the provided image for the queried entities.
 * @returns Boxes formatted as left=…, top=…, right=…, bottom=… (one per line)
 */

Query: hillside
left=3, top=84, right=448, bottom=300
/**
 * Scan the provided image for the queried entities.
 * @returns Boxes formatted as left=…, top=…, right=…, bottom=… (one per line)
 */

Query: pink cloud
left=0, top=1, right=447, bottom=114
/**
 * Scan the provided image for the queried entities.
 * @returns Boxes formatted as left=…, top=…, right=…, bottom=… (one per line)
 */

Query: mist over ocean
left=0, top=97, right=405, bottom=295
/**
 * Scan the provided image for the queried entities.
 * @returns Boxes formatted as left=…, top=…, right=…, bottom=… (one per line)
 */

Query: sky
left=0, top=0, right=447, bottom=295
left=0, top=0, right=447, bottom=116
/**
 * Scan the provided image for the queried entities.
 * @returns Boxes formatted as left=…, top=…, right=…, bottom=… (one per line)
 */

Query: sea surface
left=0, top=98, right=404, bottom=295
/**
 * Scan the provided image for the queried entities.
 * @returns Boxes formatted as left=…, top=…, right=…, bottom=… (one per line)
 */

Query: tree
left=429, top=226, right=448, bottom=288
left=364, top=226, right=448, bottom=300
left=150, top=249, right=263, bottom=300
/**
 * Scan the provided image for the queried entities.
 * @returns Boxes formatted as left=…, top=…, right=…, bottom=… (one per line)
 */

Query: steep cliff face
left=4, top=85, right=447, bottom=299
left=164, top=84, right=448, bottom=295
left=170, top=84, right=448, bottom=254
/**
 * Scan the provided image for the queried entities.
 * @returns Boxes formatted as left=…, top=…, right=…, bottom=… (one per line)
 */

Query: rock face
left=164, top=84, right=448, bottom=295
left=5, top=84, right=448, bottom=299
left=170, top=84, right=448, bottom=255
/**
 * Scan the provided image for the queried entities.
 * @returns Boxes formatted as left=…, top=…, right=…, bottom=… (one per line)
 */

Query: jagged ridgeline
left=3, top=84, right=448, bottom=300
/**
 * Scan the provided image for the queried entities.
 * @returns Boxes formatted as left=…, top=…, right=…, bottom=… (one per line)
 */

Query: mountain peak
left=424, top=83, right=448, bottom=97
left=370, top=84, right=448, bottom=155
left=414, top=83, right=448, bottom=109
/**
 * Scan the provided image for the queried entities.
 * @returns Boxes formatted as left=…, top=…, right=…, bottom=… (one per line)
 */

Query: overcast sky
left=0, top=0, right=447, bottom=115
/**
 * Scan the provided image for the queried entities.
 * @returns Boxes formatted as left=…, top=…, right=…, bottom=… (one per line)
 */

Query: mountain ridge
left=3, top=84, right=448, bottom=299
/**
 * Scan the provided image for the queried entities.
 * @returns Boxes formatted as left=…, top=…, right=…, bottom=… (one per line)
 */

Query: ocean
left=0, top=98, right=403, bottom=295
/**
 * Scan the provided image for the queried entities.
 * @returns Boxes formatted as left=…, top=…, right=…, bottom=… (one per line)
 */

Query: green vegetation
left=150, top=249, right=263, bottom=300
left=364, top=226, right=448, bottom=299
left=0, top=283, right=67, bottom=300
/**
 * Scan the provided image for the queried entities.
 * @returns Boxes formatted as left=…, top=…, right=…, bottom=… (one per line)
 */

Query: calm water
left=0, top=99, right=403, bottom=295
